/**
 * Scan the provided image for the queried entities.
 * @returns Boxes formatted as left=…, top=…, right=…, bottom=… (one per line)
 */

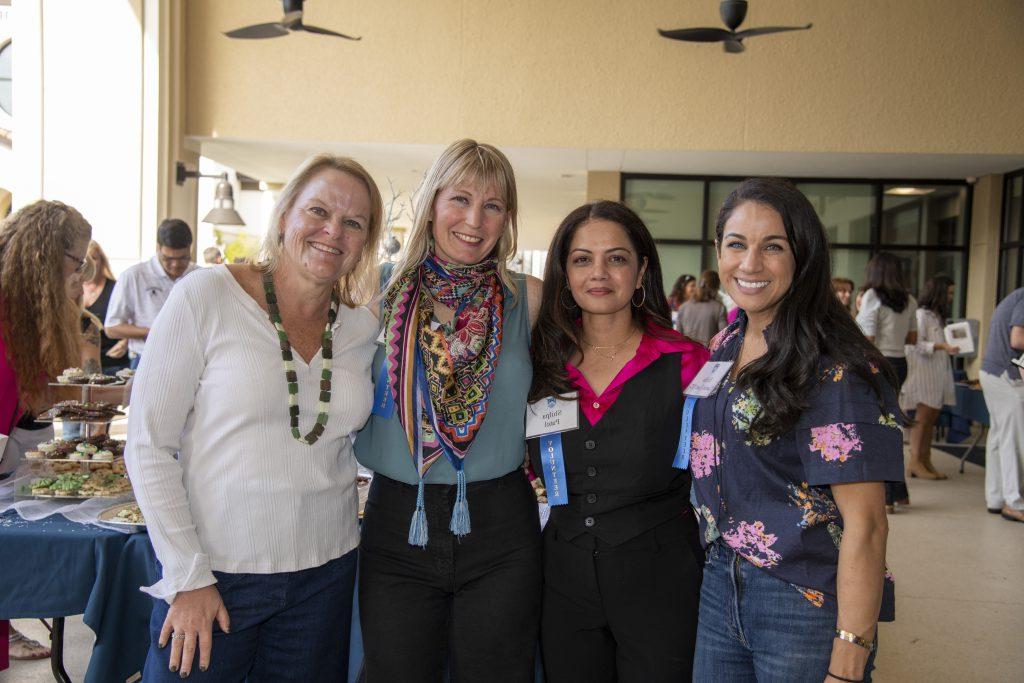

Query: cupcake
left=37, top=442, right=58, bottom=455
left=116, top=368, right=135, bottom=381
left=76, top=442, right=98, bottom=455
left=69, top=450, right=89, bottom=461
left=93, top=449, right=114, bottom=462
left=25, top=450, right=44, bottom=460
left=58, top=367, right=87, bottom=384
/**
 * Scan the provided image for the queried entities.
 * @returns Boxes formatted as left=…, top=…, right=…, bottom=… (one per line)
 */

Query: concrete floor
left=3, top=448, right=1022, bottom=682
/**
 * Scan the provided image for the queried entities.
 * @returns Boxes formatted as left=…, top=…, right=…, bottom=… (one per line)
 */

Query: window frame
left=621, top=173, right=973, bottom=318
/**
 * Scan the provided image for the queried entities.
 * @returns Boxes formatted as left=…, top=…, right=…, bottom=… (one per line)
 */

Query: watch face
left=0, top=40, right=10, bottom=116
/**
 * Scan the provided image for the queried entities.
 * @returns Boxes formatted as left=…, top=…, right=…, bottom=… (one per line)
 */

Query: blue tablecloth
left=941, top=383, right=990, bottom=443
left=0, top=511, right=159, bottom=683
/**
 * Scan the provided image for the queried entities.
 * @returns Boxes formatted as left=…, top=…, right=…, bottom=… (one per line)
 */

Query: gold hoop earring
left=631, top=285, right=646, bottom=308
left=560, top=286, right=577, bottom=310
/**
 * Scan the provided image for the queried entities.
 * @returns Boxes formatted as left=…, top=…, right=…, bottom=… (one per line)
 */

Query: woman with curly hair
left=0, top=199, right=93, bottom=666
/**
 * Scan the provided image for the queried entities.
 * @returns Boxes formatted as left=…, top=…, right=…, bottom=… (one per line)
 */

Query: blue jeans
left=130, top=353, right=142, bottom=370
left=143, top=550, right=357, bottom=682
left=694, top=541, right=876, bottom=683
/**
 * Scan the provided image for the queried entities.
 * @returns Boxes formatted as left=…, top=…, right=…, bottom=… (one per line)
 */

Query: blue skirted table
left=940, top=382, right=990, bottom=473
left=0, top=511, right=160, bottom=682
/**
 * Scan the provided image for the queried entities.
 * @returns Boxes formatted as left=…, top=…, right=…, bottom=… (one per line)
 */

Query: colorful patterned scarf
left=381, top=254, right=505, bottom=478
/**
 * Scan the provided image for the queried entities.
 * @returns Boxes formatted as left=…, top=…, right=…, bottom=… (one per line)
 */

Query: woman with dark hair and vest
left=528, top=200, right=708, bottom=681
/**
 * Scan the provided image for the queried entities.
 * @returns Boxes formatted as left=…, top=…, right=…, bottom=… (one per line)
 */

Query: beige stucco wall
left=965, top=174, right=1004, bottom=378
left=185, top=0, right=1024, bottom=154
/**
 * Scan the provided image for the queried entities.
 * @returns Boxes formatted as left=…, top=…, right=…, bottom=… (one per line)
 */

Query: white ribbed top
left=125, top=266, right=377, bottom=602
left=856, top=289, right=918, bottom=358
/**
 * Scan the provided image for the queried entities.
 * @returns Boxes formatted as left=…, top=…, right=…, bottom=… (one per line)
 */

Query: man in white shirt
left=105, top=218, right=199, bottom=368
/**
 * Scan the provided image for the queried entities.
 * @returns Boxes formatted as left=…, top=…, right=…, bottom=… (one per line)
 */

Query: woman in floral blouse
left=690, top=179, right=904, bottom=683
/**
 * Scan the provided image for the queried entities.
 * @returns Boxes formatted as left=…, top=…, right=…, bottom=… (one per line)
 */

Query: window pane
left=656, top=244, right=703, bottom=296
left=1000, top=248, right=1020, bottom=301
left=624, top=179, right=704, bottom=240
left=706, top=181, right=742, bottom=235
left=798, top=183, right=874, bottom=244
left=830, top=248, right=873, bottom=291
left=0, top=42, right=10, bottom=116
left=881, top=186, right=967, bottom=246
left=1004, top=175, right=1023, bottom=244
left=888, top=250, right=966, bottom=318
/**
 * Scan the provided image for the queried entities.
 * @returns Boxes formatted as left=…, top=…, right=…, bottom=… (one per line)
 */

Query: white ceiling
left=188, top=136, right=1024, bottom=249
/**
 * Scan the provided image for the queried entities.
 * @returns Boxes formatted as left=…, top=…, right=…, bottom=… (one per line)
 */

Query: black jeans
left=359, top=470, right=542, bottom=682
left=885, top=356, right=910, bottom=505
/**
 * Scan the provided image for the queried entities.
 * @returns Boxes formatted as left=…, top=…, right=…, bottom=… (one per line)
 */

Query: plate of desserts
left=36, top=400, right=125, bottom=423
left=20, top=472, right=132, bottom=499
left=54, top=367, right=134, bottom=386
left=98, top=502, right=146, bottom=532
left=24, top=435, right=124, bottom=463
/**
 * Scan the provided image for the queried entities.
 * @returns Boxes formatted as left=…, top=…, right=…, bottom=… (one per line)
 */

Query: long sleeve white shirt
left=856, top=289, right=918, bottom=358
left=125, top=266, right=377, bottom=602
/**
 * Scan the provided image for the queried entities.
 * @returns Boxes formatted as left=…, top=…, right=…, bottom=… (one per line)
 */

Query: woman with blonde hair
left=82, top=240, right=129, bottom=374
left=0, top=200, right=92, bottom=665
left=128, top=154, right=383, bottom=680
left=356, top=139, right=543, bottom=681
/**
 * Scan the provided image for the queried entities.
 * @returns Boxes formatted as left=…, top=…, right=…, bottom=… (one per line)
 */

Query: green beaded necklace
left=262, top=272, right=338, bottom=445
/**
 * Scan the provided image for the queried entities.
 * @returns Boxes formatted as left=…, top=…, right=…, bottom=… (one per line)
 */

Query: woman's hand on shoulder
left=526, top=275, right=543, bottom=330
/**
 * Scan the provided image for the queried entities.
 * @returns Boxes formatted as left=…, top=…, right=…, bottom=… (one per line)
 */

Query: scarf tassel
left=408, top=479, right=429, bottom=547
left=449, top=469, right=471, bottom=537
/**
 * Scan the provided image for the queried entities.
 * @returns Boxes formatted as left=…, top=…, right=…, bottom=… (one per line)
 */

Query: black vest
left=530, top=352, right=692, bottom=546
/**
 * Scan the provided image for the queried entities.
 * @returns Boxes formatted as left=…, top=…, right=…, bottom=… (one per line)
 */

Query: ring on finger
left=172, top=633, right=188, bottom=640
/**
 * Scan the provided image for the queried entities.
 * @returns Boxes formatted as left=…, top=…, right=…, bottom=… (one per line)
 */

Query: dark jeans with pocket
left=143, top=550, right=357, bottom=682
left=358, top=470, right=543, bottom=682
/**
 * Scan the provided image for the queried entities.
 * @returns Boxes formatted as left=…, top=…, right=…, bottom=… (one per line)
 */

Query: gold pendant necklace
left=583, top=328, right=639, bottom=361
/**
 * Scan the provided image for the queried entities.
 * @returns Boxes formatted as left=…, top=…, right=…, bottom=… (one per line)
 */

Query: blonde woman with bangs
left=127, top=154, right=383, bottom=680
left=0, top=199, right=92, bottom=664
left=356, top=139, right=543, bottom=681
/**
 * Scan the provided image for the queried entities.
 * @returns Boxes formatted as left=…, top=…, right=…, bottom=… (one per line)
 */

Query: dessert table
left=0, top=511, right=159, bottom=682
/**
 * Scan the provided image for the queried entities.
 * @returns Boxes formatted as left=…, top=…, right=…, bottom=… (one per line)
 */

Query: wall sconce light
left=175, top=161, right=246, bottom=226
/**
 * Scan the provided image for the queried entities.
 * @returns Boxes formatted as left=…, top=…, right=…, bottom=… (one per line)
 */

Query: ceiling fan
left=658, top=0, right=811, bottom=53
left=225, top=0, right=361, bottom=41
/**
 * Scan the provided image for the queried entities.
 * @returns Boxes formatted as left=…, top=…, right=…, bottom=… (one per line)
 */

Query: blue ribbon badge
left=539, top=433, right=569, bottom=506
left=371, top=358, right=395, bottom=418
left=672, top=395, right=699, bottom=470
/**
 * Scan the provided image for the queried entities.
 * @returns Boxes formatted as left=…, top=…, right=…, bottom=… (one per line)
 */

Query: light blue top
left=354, top=273, right=531, bottom=485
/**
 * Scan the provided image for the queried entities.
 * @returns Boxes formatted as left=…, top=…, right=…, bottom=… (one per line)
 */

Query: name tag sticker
left=684, top=361, right=734, bottom=398
left=525, top=392, right=579, bottom=439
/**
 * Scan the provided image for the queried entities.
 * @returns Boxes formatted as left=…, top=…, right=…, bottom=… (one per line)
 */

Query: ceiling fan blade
left=224, top=22, right=289, bottom=39
left=735, top=23, right=813, bottom=39
left=657, top=27, right=734, bottom=42
left=298, top=24, right=362, bottom=40
left=724, top=39, right=745, bottom=53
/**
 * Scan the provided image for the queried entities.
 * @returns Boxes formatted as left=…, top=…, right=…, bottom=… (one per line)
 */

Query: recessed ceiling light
left=885, top=187, right=935, bottom=196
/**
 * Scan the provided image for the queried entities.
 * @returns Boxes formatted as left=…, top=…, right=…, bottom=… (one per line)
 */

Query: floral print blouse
left=691, top=316, right=905, bottom=620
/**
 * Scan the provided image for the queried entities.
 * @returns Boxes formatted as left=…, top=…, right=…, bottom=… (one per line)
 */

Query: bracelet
left=827, top=672, right=863, bottom=683
left=834, top=628, right=876, bottom=652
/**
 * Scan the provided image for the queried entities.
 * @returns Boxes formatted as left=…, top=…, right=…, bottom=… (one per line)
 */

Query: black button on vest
left=530, top=352, right=692, bottom=546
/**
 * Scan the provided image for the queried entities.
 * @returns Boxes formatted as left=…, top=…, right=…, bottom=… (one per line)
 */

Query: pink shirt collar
left=566, top=327, right=708, bottom=427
